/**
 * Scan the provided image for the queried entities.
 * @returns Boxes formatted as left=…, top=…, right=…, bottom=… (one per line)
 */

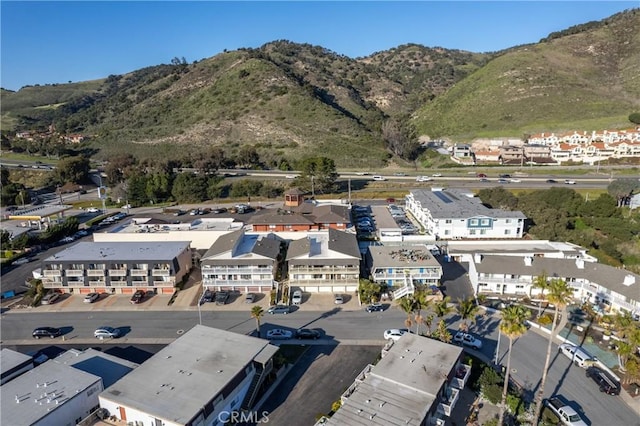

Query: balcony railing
left=202, top=279, right=273, bottom=287
left=109, top=269, right=127, bottom=276
left=451, top=364, right=471, bottom=390
left=152, top=269, right=171, bottom=276
left=86, top=280, right=106, bottom=286
left=87, top=270, right=106, bottom=277
left=43, top=270, right=62, bottom=277
left=201, top=266, right=272, bottom=274
left=437, top=387, right=459, bottom=417
left=130, top=269, right=149, bottom=276
left=108, top=281, right=129, bottom=286
left=65, top=269, right=84, bottom=277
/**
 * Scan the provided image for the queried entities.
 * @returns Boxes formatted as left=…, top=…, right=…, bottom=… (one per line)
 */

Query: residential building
left=286, top=228, right=361, bottom=293
left=365, top=245, right=442, bottom=299
left=39, top=241, right=192, bottom=295
left=325, top=333, right=470, bottom=426
left=53, top=348, right=138, bottom=389
left=99, top=325, right=279, bottom=426
left=1, top=348, right=34, bottom=385
left=405, top=189, right=526, bottom=240
left=200, top=229, right=281, bottom=292
left=1, top=360, right=103, bottom=426
left=451, top=144, right=474, bottom=164
left=249, top=203, right=351, bottom=232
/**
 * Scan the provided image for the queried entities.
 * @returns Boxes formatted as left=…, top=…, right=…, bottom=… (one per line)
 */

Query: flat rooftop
left=409, top=188, right=526, bottom=219
left=370, top=205, right=401, bottom=230
left=43, top=241, right=191, bottom=262
left=1, top=348, right=32, bottom=376
left=445, top=239, right=585, bottom=256
left=367, top=245, right=441, bottom=268
left=54, top=348, right=139, bottom=388
left=328, top=334, right=462, bottom=425
left=111, top=217, right=243, bottom=234
left=100, top=325, right=279, bottom=425
left=7, top=204, right=73, bottom=220
left=1, top=360, right=102, bottom=426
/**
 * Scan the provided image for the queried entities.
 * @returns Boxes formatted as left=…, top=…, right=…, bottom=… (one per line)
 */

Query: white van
left=291, top=290, right=302, bottom=305
left=558, top=343, right=595, bottom=368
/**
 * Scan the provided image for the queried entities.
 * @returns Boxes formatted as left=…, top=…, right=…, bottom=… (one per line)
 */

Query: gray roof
left=475, top=255, right=640, bottom=302
left=100, top=325, right=278, bottom=425
left=409, top=188, right=526, bottom=220
left=250, top=204, right=351, bottom=225
left=327, top=334, right=462, bottom=425
left=367, top=246, right=441, bottom=269
left=1, top=360, right=102, bottom=426
left=44, top=241, right=191, bottom=262
left=286, top=229, right=360, bottom=266
left=54, top=348, right=138, bottom=388
left=1, top=348, right=32, bottom=377
left=370, top=205, right=401, bottom=231
left=248, top=210, right=315, bottom=225
left=446, top=240, right=585, bottom=257
left=201, top=231, right=281, bottom=265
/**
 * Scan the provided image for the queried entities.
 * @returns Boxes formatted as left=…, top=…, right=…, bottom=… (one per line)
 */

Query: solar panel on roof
left=433, top=192, right=452, bottom=204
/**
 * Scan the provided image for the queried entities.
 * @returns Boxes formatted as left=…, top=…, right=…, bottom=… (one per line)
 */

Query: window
left=468, top=219, right=478, bottom=226
left=504, top=229, right=511, bottom=235
left=480, top=229, right=486, bottom=235
left=506, top=219, right=511, bottom=223
left=445, top=219, right=452, bottom=224
left=470, top=230, right=476, bottom=235
left=444, top=230, right=450, bottom=235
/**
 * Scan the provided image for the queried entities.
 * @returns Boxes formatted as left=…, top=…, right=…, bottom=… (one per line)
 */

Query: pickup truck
left=545, top=397, right=587, bottom=426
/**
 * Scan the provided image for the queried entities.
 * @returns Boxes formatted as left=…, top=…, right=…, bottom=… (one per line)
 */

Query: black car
left=499, top=174, right=511, bottom=178
left=586, top=366, right=621, bottom=395
left=546, top=179, right=558, bottom=183
left=213, top=207, right=228, bottom=214
left=32, top=327, right=62, bottom=339
left=366, top=303, right=385, bottom=312
left=215, top=291, right=229, bottom=305
left=201, top=289, right=214, bottom=304
left=130, top=290, right=146, bottom=304
left=295, top=329, right=321, bottom=339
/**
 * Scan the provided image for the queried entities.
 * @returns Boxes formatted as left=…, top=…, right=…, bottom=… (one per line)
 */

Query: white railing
left=130, top=269, right=148, bottom=276
left=451, top=364, right=471, bottom=390
left=86, top=269, right=105, bottom=277
left=437, top=387, right=459, bottom=417
left=65, top=269, right=84, bottom=277
left=109, top=269, right=127, bottom=276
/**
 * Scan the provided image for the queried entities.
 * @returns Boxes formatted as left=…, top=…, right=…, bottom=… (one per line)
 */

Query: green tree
left=171, top=173, right=208, bottom=203
left=237, top=145, right=260, bottom=168
left=297, top=157, right=338, bottom=194
left=358, top=279, right=382, bottom=304
left=607, top=179, right=640, bottom=207
left=397, top=296, right=415, bottom=329
left=250, top=305, right=264, bottom=335
left=434, top=296, right=453, bottom=319
left=531, top=273, right=549, bottom=318
left=456, top=297, right=479, bottom=332
left=498, top=305, right=530, bottom=426
left=412, top=291, right=432, bottom=335
left=55, top=156, right=90, bottom=184
left=433, top=319, right=452, bottom=343
left=533, top=279, right=574, bottom=424
left=629, top=112, right=640, bottom=125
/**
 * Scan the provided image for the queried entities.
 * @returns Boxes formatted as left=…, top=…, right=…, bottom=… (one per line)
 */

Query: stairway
left=393, top=272, right=415, bottom=299
left=241, top=365, right=264, bottom=410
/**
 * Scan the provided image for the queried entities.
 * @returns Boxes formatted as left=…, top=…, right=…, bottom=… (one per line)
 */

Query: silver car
left=94, top=326, right=121, bottom=340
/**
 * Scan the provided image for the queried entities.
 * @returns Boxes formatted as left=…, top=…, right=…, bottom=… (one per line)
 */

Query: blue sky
left=1, top=1, right=636, bottom=91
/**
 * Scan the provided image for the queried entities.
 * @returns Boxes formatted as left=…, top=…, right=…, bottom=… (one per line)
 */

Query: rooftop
left=53, top=348, right=139, bottom=388
left=445, top=239, right=587, bottom=257
left=409, top=188, right=526, bottom=219
left=99, top=325, right=279, bottom=425
left=367, top=245, right=441, bottom=269
left=43, top=241, right=191, bottom=262
left=7, top=204, right=73, bottom=220
left=115, top=217, right=242, bottom=234
left=201, top=230, right=281, bottom=264
left=1, top=348, right=33, bottom=377
left=287, top=229, right=360, bottom=265
left=327, top=334, right=463, bottom=425
left=1, top=360, right=102, bottom=426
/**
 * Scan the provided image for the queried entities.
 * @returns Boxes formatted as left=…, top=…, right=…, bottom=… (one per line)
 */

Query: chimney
left=474, top=253, right=483, bottom=263
left=524, top=256, right=533, bottom=266
left=575, top=257, right=584, bottom=269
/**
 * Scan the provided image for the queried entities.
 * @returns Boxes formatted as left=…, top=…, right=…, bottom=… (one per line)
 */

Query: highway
left=1, top=308, right=637, bottom=425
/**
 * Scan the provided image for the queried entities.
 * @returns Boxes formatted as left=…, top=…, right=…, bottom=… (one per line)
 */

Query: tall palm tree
left=533, top=278, right=574, bottom=424
left=457, top=297, right=479, bottom=332
left=434, top=296, right=453, bottom=319
left=397, top=295, right=416, bottom=329
left=250, top=305, right=264, bottom=336
left=498, top=305, right=530, bottom=426
left=531, top=273, right=549, bottom=318
left=423, top=313, right=435, bottom=336
left=413, top=291, right=432, bottom=335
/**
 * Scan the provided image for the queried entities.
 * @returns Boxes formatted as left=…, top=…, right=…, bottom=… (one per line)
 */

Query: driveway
left=258, top=345, right=380, bottom=425
left=439, top=258, right=474, bottom=301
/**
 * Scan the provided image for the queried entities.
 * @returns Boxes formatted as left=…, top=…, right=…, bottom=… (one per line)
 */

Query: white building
left=405, top=189, right=526, bottom=240
left=99, top=325, right=279, bottom=426
left=1, top=348, right=34, bottom=385
left=286, top=228, right=361, bottom=293
left=1, top=360, right=103, bottom=426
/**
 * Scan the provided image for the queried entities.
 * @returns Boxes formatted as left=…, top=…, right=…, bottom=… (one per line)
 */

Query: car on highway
left=564, top=180, right=576, bottom=185
left=32, top=327, right=62, bottom=339
left=215, top=291, right=230, bottom=305
left=453, top=332, right=483, bottom=349
left=83, top=292, right=100, bottom=303
left=477, top=173, right=487, bottom=178
left=366, top=303, right=385, bottom=312
left=245, top=293, right=256, bottom=303
left=383, top=328, right=409, bottom=341
left=41, top=292, right=60, bottom=305
left=497, top=178, right=509, bottom=184
left=266, top=329, right=293, bottom=340
left=372, top=175, right=386, bottom=181
left=334, top=294, right=344, bottom=304
left=130, top=290, right=146, bottom=304
left=284, top=174, right=297, bottom=179
left=94, top=326, right=121, bottom=340
left=213, top=207, right=228, bottom=214
left=295, top=329, right=321, bottom=340
left=546, top=179, right=558, bottom=184
left=416, top=176, right=432, bottom=182
left=432, top=173, right=443, bottom=177
left=86, top=207, right=100, bottom=213
left=267, top=305, right=291, bottom=315
left=510, top=178, right=522, bottom=183
left=479, top=178, right=490, bottom=183
left=499, top=174, right=511, bottom=178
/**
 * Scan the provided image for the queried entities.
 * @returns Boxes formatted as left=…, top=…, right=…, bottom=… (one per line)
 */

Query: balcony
left=109, top=280, right=128, bottom=287
left=43, top=270, right=62, bottom=277
left=151, top=269, right=171, bottom=276
left=109, top=269, right=127, bottom=276
left=437, top=387, right=459, bottom=417
left=65, top=269, right=84, bottom=277
left=87, top=269, right=106, bottom=277
left=451, top=364, right=471, bottom=390
left=86, top=280, right=106, bottom=286
left=130, top=269, right=149, bottom=276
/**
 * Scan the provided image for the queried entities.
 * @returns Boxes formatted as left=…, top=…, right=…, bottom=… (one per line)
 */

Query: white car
left=383, top=328, right=409, bottom=341
left=416, top=176, right=432, bottom=182
left=86, top=207, right=99, bottom=213
left=372, top=175, right=386, bottom=181
left=284, top=174, right=297, bottom=179
left=291, top=290, right=302, bottom=305
left=84, top=292, right=100, bottom=303
left=510, top=178, right=522, bottom=183
left=432, top=173, right=443, bottom=177
left=564, top=180, right=576, bottom=185
left=334, top=294, right=344, bottom=304
left=453, top=332, right=483, bottom=349
left=94, top=326, right=121, bottom=340
left=266, top=329, right=293, bottom=340
left=13, top=257, right=30, bottom=265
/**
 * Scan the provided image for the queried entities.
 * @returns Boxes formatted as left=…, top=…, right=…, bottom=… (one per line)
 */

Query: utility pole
left=311, top=175, right=315, bottom=199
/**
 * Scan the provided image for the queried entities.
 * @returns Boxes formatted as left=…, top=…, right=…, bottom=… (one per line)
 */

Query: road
left=1, top=308, right=637, bottom=425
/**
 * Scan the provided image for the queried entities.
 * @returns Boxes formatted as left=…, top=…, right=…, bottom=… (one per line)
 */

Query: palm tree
left=498, top=305, right=530, bottom=426
left=397, top=295, right=416, bottom=329
left=250, top=305, right=264, bottom=336
left=434, top=296, right=453, bottom=319
left=531, top=273, right=549, bottom=318
left=423, top=313, right=435, bottom=336
left=533, top=278, right=574, bottom=424
left=413, top=291, right=432, bottom=335
left=457, top=297, right=479, bottom=332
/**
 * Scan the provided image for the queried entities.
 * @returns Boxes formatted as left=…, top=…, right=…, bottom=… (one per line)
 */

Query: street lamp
left=495, top=323, right=502, bottom=365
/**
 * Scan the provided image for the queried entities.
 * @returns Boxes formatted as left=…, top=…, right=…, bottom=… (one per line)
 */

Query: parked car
left=266, top=329, right=293, bottom=340
left=213, top=207, right=227, bottom=214
left=268, top=305, right=291, bottom=315
left=453, top=332, right=483, bottom=349
left=334, top=294, right=344, bottom=304
left=558, top=343, right=595, bottom=368
left=295, top=329, right=321, bottom=339
left=41, top=292, right=60, bottom=305
left=366, top=303, right=384, bottom=312
left=94, top=326, right=121, bottom=340
left=545, top=397, right=588, bottom=426
left=130, top=290, right=146, bottom=304
left=84, top=292, right=100, bottom=303
left=245, top=293, right=256, bottom=303
left=215, top=291, right=230, bottom=305
left=13, top=257, right=30, bottom=265
left=383, top=328, right=409, bottom=341
left=291, top=290, right=302, bottom=305
left=200, top=289, right=214, bottom=304
left=32, top=327, right=62, bottom=339
left=60, top=236, right=75, bottom=243
left=586, top=366, right=621, bottom=395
